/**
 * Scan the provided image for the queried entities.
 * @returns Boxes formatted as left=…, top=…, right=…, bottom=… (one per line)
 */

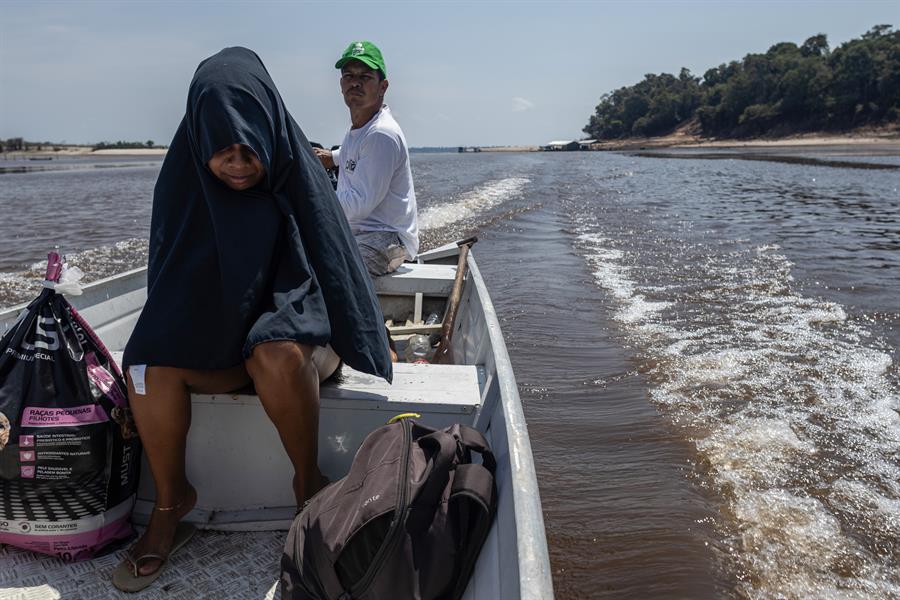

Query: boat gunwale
left=465, top=254, right=554, bottom=599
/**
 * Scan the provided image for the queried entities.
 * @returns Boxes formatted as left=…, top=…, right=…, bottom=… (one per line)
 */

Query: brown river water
left=1, top=148, right=898, bottom=598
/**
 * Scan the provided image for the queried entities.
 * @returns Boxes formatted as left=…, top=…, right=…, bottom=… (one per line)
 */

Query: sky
left=1, top=1, right=897, bottom=148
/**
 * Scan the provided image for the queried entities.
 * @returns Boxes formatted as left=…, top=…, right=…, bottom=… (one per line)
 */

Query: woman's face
left=207, top=144, right=266, bottom=191
left=0, top=412, right=9, bottom=450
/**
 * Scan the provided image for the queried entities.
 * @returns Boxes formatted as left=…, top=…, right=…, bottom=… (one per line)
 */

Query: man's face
left=340, top=60, right=388, bottom=112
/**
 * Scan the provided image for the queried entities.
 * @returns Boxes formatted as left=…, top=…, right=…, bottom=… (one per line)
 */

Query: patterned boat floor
left=0, top=529, right=284, bottom=599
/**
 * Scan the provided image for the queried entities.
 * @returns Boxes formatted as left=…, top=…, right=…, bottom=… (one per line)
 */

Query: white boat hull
left=0, top=246, right=553, bottom=599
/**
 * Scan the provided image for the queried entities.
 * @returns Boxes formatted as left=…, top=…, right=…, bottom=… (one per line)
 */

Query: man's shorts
left=356, top=231, right=408, bottom=276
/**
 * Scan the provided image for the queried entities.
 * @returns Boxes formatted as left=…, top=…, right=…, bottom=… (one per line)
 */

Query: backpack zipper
left=349, top=418, right=413, bottom=597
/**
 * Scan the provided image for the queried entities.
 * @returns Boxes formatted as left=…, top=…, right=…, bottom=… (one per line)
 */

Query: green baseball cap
left=335, top=41, right=387, bottom=77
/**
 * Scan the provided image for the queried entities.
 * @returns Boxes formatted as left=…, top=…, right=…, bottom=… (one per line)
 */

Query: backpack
left=281, top=418, right=497, bottom=600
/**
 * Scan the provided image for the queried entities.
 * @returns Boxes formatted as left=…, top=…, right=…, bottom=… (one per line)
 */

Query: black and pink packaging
left=0, top=253, right=140, bottom=560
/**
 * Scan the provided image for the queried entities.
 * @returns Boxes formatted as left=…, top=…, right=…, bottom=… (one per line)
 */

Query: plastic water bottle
left=405, top=334, right=432, bottom=364
left=425, top=312, right=442, bottom=346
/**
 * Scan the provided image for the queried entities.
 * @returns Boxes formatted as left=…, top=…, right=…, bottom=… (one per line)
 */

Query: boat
left=0, top=242, right=554, bottom=599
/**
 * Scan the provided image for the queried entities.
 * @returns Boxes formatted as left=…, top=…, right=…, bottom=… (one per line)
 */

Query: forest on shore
left=583, top=25, right=900, bottom=140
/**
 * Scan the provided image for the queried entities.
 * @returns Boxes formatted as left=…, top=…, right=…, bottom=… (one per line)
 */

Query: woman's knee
left=127, top=365, right=185, bottom=400
left=245, top=341, right=313, bottom=381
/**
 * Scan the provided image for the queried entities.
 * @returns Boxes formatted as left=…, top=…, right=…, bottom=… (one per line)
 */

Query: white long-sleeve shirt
left=332, top=105, right=419, bottom=259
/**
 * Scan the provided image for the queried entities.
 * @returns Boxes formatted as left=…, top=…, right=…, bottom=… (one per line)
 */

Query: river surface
left=1, top=148, right=898, bottom=599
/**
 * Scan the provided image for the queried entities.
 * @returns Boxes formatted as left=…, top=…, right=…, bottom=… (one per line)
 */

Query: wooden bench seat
left=109, top=353, right=482, bottom=414
left=111, top=352, right=484, bottom=514
left=373, top=262, right=458, bottom=296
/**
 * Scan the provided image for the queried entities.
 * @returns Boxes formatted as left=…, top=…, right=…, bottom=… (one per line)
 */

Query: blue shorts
left=356, top=231, right=407, bottom=276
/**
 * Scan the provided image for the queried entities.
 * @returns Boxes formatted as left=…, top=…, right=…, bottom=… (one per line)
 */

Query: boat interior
left=0, top=244, right=552, bottom=599
left=37, top=247, right=495, bottom=530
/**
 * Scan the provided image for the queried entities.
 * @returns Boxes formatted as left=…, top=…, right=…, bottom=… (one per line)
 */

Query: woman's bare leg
left=245, top=341, right=333, bottom=506
left=126, top=364, right=249, bottom=576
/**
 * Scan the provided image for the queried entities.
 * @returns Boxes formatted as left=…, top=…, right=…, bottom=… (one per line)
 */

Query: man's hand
left=314, top=147, right=336, bottom=170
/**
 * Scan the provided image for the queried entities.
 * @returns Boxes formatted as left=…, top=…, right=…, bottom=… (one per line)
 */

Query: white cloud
left=512, top=97, right=535, bottom=112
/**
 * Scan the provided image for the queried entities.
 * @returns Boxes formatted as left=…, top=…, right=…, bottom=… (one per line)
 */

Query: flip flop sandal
left=111, top=521, right=196, bottom=593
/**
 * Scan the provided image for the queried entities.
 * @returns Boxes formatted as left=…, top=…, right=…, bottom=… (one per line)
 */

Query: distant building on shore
left=541, top=139, right=598, bottom=151
left=542, top=140, right=580, bottom=151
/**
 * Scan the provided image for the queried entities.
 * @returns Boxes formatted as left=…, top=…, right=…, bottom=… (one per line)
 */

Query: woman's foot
left=293, top=471, right=329, bottom=508
left=127, top=484, right=197, bottom=576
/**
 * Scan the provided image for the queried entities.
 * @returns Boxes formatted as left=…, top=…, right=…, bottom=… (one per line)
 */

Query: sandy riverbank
left=90, top=148, right=168, bottom=156
left=2, top=146, right=167, bottom=158
left=479, top=145, right=540, bottom=152
left=590, top=126, right=900, bottom=151
left=436, top=130, right=900, bottom=153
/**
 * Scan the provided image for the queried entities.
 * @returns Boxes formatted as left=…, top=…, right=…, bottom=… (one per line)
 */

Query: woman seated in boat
left=112, top=46, right=392, bottom=593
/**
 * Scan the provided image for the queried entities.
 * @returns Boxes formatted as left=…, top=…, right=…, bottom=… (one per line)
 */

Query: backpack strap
left=448, top=463, right=496, bottom=600
left=455, top=425, right=497, bottom=474
left=450, top=463, right=494, bottom=513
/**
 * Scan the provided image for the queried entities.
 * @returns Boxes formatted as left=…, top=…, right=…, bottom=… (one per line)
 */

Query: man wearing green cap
left=315, top=41, right=419, bottom=277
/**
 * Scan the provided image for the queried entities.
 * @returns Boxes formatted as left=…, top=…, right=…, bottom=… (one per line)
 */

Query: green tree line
left=583, top=25, right=900, bottom=140
left=93, top=140, right=157, bottom=150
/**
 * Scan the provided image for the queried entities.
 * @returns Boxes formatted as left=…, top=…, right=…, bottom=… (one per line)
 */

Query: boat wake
left=418, top=177, right=530, bottom=231
left=573, top=221, right=900, bottom=599
left=0, top=239, right=148, bottom=308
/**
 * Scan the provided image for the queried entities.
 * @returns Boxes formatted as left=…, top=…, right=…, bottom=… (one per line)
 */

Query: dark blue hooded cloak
left=122, top=47, right=392, bottom=382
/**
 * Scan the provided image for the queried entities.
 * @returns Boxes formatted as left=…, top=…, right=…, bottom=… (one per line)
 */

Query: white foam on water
left=697, top=418, right=817, bottom=491
left=679, top=349, right=757, bottom=385
left=616, top=294, right=673, bottom=324
left=1, top=239, right=149, bottom=309
left=0, top=272, right=36, bottom=289
left=0, top=272, right=41, bottom=308
left=573, top=221, right=900, bottom=598
left=418, top=177, right=530, bottom=230
left=578, top=233, right=672, bottom=322
left=831, top=479, right=900, bottom=537
left=731, top=489, right=897, bottom=599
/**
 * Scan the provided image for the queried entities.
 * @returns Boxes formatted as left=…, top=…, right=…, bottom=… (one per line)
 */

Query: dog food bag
left=0, top=253, right=140, bottom=560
